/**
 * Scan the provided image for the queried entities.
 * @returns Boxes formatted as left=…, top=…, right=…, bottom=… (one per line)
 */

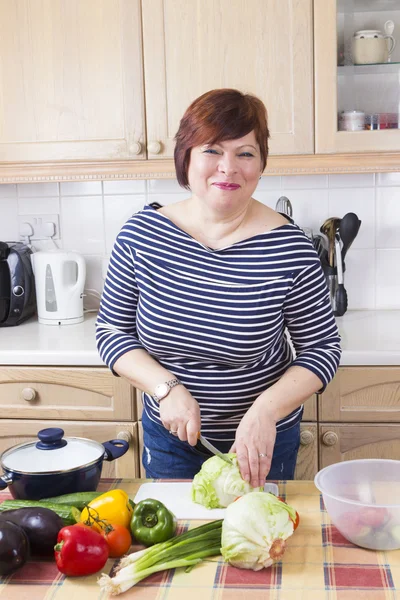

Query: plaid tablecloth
left=0, top=479, right=399, bottom=599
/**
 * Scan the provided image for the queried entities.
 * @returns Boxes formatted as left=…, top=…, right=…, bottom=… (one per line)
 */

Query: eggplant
left=0, top=521, right=30, bottom=576
left=0, top=507, right=63, bottom=556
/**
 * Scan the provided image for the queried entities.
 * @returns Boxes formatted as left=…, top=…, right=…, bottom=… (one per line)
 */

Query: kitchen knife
left=198, top=434, right=234, bottom=465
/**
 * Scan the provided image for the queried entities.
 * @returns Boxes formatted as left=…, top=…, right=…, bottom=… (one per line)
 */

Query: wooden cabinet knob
left=21, top=387, right=37, bottom=401
left=130, top=141, right=143, bottom=155
left=322, top=431, right=338, bottom=446
left=300, top=430, right=314, bottom=446
left=147, top=141, right=162, bottom=155
left=117, top=431, right=132, bottom=444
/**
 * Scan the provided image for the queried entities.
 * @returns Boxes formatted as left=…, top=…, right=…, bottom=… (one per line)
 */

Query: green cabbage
left=191, top=454, right=263, bottom=509
left=221, top=492, right=296, bottom=570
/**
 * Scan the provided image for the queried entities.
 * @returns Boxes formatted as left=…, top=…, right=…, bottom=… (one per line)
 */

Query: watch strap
left=153, top=378, right=181, bottom=402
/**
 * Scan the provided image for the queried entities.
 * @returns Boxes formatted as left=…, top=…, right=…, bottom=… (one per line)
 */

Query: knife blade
left=198, top=434, right=233, bottom=465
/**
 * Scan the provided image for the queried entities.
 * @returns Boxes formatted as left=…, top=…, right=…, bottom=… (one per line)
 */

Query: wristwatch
left=152, top=378, right=181, bottom=402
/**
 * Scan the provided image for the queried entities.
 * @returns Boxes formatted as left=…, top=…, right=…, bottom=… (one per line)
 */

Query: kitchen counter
left=0, top=478, right=399, bottom=598
left=1, top=310, right=400, bottom=366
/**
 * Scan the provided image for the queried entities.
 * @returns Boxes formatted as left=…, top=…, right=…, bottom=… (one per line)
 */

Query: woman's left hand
left=229, top=401, right=277, bottom=488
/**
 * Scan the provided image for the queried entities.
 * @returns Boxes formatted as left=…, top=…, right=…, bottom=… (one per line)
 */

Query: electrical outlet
left=18, top=214, right=60, bottom=240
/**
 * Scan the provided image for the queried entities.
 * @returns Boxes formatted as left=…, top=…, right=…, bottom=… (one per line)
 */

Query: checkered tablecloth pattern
left=0, top=479, right=399, bottom=599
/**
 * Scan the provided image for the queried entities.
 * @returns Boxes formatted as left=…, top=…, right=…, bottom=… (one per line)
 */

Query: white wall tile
left=18, top=183, right=59, bottom=197
left=376, top=249, right=400, bottom=309
left=328, top=173, right=375, bottom=188
left=60, top=182, right=102, bottom=196
left=376, top=172, right=400, bottom=186
left=104, top=195, right=146, bottom=254
left=0, top=184, right=17, bottom=198
left=147, top=179, right=188, bottom=194
left=343, top=249, right=376, bottom=309
left=82, top=255, right=103, bottom=310
left=256, top=176, right=282, bottom=191
left=376, top=187, right=400, bottom=248
left=18, top=196, right=60, bottom=215
left=103, top=180, right=146, bottom=195
left=0, top=198, right=18, bottom=241
left=61, top=196, right=105, bottom=254
left=279, top=189, right=329, bottom=232
left=328, top=188, right=375, bottom=249
left=282, top=175, right=328, bottom=189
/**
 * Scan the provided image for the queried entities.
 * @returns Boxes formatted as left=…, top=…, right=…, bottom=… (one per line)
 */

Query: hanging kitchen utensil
left=275, top=196, right=293, bottom=218
left=320, top=217, right=341, bottom=267
left=334, top=236, right=348, bottom=317
left=339, top=213, right=361, bottom=266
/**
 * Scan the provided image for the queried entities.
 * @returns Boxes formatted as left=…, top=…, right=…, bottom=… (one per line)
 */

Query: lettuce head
left=221, top=492, right=296, bottom=570
left=191, top=454, right=263, bottom=509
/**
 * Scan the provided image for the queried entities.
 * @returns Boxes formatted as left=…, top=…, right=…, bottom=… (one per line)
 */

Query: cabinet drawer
left=0, top=367, right=135, bottom=421
left=0, top=420, right=139, bottom=479
left=319, top=367, right=400, bottom=422
left=295, top=423, right=318, bottom=481
left=319, top=423, right=400, bottom=468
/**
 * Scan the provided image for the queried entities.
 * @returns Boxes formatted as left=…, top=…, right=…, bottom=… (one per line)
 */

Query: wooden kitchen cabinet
left=314, top=0, right=400, bottom=154
left=0, top=0, right=145, bottom=163
left=0, top=367, right=136, bottom=421
left=319, top=424, right=400, bottom=467
left=319, top=367, right=400, bottom=423
left=142, top=0, right=314, bottom=158
left=295, top=423, right=318, bottom=480
left=0, top=420, right=140, bottom=478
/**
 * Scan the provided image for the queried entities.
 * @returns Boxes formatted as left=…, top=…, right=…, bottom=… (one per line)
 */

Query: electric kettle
left=31, top=251, right=86, bottom=325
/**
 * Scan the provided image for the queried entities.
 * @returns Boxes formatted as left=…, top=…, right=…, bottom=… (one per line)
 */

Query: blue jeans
left=142, top=409, right=301, bottom=480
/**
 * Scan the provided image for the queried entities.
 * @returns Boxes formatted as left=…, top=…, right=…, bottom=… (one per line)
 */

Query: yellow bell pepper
left=80, top=489, right=133, bottom=531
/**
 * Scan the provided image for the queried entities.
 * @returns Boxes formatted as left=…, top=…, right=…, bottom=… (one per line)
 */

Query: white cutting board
left=133, top=481, right=279, bottom=520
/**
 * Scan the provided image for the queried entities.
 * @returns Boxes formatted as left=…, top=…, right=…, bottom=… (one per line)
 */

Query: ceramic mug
left=352, top=30, right=396, bottom=64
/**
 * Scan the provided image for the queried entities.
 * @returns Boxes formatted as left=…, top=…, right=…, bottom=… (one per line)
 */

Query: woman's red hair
left=174, top=89, right=270, bottom=189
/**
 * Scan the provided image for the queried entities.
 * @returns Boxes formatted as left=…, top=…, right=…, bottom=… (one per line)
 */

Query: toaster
left=0, top=241, right=37, bottom=326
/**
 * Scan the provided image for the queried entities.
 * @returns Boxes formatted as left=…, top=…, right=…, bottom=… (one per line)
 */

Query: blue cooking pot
left=0, top=428, right=129, bottom=500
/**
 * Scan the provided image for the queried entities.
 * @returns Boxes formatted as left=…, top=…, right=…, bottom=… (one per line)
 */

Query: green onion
left=98, top=519, right=222, bottom=595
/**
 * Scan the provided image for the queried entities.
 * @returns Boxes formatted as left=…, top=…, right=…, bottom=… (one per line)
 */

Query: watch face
left=155, top=383, right=169, bottom=399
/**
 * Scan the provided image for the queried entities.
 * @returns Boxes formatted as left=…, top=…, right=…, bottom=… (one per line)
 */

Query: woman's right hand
left=158, top=386, right=201, bottom=446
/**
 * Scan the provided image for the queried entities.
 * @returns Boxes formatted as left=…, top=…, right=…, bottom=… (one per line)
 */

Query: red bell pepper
left=54, top=524, right=109, bottom=577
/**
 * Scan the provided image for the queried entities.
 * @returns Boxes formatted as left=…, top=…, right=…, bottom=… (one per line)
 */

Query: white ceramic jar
left=352, top=30, right=396, bottom=65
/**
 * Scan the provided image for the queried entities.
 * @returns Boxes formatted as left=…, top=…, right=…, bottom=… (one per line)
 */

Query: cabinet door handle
left=300, top=430, right=314, bottom=446
left=130, top=141, right=143, bottom=155
left=21, top=387, right=37, bottom=402
left=147, top=141, right=162, bottom=155
left=117, top=431, right=132, bottom=444
left=322, top=431, right=338, bottom=446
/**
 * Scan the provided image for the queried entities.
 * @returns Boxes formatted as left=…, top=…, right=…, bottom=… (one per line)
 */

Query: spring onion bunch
left=98, top=519, right=222, bottom=595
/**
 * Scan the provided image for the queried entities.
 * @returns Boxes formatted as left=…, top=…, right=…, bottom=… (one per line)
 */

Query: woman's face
left=187, top=131, right=263, bottom=212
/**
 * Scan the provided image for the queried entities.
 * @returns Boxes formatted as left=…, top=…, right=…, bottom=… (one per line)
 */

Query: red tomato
left=101, top=524, right=132, bottom=558
left=291, top=511, right=300, bottom=530
left=358, top=507, right=388, bottom=529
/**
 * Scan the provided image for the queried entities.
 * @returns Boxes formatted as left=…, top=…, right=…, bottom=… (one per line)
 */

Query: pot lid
left=354, top=30, right=384, bottom=38
left=0, top=428, right=105, bottom=474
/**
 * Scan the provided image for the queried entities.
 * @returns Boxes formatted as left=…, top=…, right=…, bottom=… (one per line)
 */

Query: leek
left=98, top=519, right=222, bottom=596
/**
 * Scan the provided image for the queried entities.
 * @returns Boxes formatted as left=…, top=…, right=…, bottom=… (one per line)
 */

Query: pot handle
left=102, top=439, right=129, bottom=462
left=0, top=473, right=13, bottom=490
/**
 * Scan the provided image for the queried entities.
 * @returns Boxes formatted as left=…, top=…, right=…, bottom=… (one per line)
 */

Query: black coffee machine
left=0, top=241, right=37, bottom=326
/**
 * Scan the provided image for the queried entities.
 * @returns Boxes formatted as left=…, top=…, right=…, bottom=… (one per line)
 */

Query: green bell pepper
left=131, top=498, right=176, bottom=546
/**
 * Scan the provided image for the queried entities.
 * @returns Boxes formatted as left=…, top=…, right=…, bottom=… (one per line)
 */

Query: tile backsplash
left=1, top=173, right=399, bottom=311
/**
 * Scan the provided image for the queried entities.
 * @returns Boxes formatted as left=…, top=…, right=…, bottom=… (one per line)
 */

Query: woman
left=96, top=89, right=341, bottom=489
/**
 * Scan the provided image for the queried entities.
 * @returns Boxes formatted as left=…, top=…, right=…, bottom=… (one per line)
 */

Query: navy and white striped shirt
left=96, top=203, right=341, bottom=442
